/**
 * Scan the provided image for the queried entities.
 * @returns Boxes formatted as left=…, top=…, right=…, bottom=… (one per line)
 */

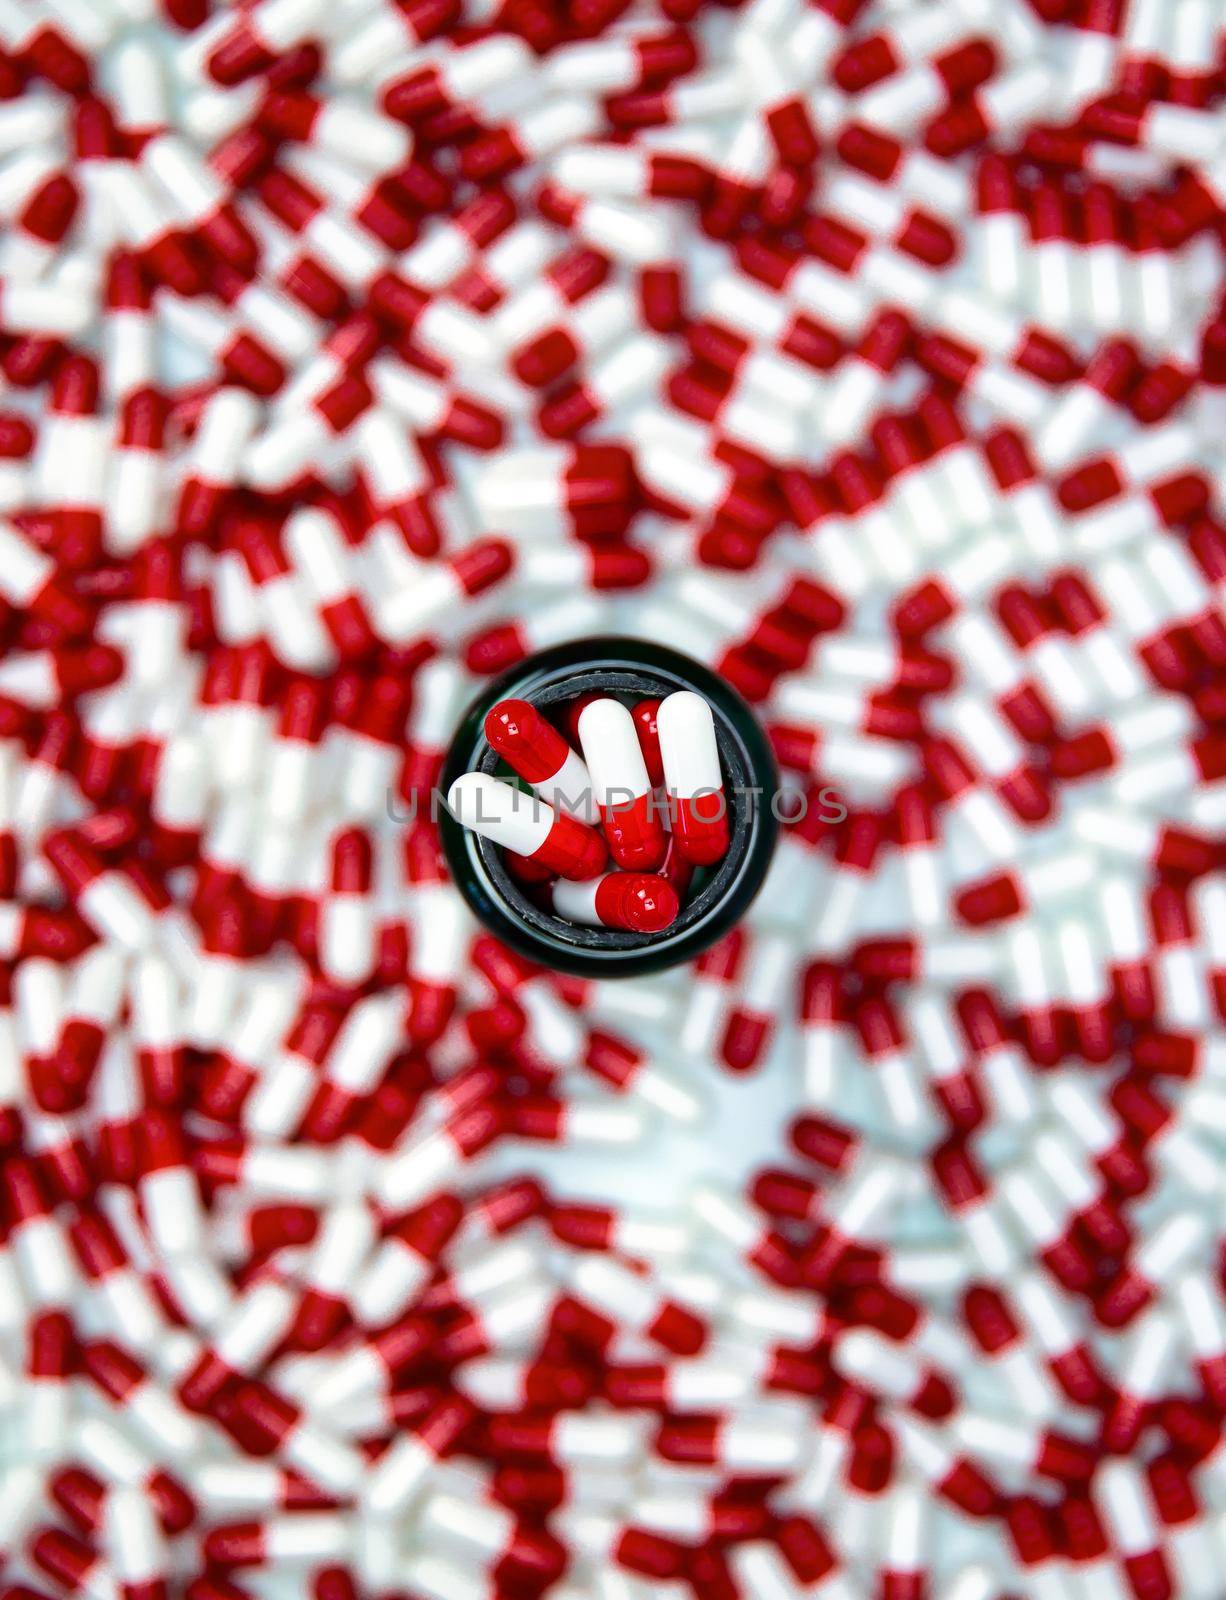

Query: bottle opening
left=440, top=637, right=780, bottom=976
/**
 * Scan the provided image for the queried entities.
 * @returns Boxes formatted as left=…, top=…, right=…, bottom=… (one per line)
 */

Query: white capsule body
left=447, top=771, right=553, bottom=857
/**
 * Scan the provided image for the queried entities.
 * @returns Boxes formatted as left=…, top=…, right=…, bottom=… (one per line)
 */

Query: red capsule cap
left=31, top=1528, right=99, bottom=1590
left=1155, top=824, right=1216, bottom=877
left=924, top=99, right=989, bottom=159
left=855, top=995, right=904, bottom=1055
left=461, top=127, right=527, bottom=183
left=983, top=425, right=1036, bottom=490
left=74, top=97, right=119, bottom=161
left=1132, top=361, right=1194, bottom=424
left=790, top=1113, right=856, bottom=1173
left=201, top=1521, right=266, bottom=1566
left=206, top=18, right=277, bottom=85
left=440, top=395, right=503, bottom=450
left=1059, top=457, right=1123, bottom=511
left=82, top=1337, right=143, bottom=1398
left=589, top=545, right=651, bottom=589
left=22, top=174, right=77, bottom=245
left=915, top=392, right=966, bottom=454
left=833, top=34, right=896, bottom=92
left=515, top=325, right=581, bottom=390
left=1095, top=1267, right=1152, bottom=1327
left=51, top=354, right=99, bottom=415
left=1061, top=1494, right=1109, bottom=1562
left=777, top=1516, right=837, bottom=1584
left=897, top=210, right=956, bottom=266
left=720, top=1008, right=771, bottom=1073
left=1150, top=472, right=1208, bottom=526
left=976, top=152, right=1018, bottom=212
left=997, top=764, right=1052, bottom=822
left=847, top=1420, right=893, bottom=1490
left=329, top=827, right=372, bottom=892
left=766, top=99, right=819, bottom=167
left=695, top=927, right=744, bottom=981
left=779, top=312, right=841, bottom=371
left=4, top=1155, right=51, bottom=1224
left=751, top=1168, right=816, bottom=1219
left=937, top=37, right=996, bottom=94
left=892, top=577, right=955, bottom=638
left=835, top=812, right=883, bottom=870
left=257, top=89, right=320, bottom=143
left=830, top=449, right=883, bottom=513
left=955, top=872, right=1023, bottom=926
left=640, top=263, right=684, bottom=333
left=1016, top=328, right=1081, bottom=384
left=0, top=412, right=33, bottom=460
left=118, top=386, right=167, bottom=450
left=1150, top=882, right=1194, bottom=943
left=932, top=1139, right=987, bottom=1206
left=1148, top=1456, right=1199, bottom=1527
left=311, top=372, right=367, bottom=434
left=779, top=579, right=844, bottom=637
left=873, top=413, right=927, bottom=476
left=1007, top=1497, right=1057, bottom=1566
left=50, top=1464, right=104, bottom=1532
left=485, top=699, right=572, bottom=785
left=836, top=122, right=901, bottom=180
left=895, top=782, right=937, bottom=846
left=582, top=1033, right=642, bottom=1095
left=71, top=1213, right=128, bottom=1278
left=1050, top=570, right=1104, bottom=631
left=995, top=585, right=1051, bottom=648
left=534, top=182, right=578, bottom=228
left=275, top=676, right=327, bottom=743
left=1029, top=181, right=1073, bottom=243
left=914, top=331, right=976, bottom=388
left=963, top=1285, right=1020, bottom=1353
left=538, top=379, right=599, bottom=439
left=800, top=960, right=843, bottom=1024
left=1080, top=337, right=1140, bottom=401
left=550, top=1200, right=618, bottom=1250
left=646, top=151, right=710, bottom=201
left=454, top=537, right=513, bottom=597
left=387, top=1194, right=463, bottom=1262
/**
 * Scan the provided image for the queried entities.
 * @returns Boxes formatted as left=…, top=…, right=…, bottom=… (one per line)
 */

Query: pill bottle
left=440, top=636, right=780, bottom=977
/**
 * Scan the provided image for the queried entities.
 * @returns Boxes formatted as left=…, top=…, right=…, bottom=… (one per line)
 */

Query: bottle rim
left=439, top=636, right=780, bottom=977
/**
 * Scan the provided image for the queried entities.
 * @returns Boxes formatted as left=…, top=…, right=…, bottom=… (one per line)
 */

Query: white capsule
left=139, top=1159, right=206, bottom=1260
left=364, top=1432, right=442, bottom=1519
left=1175, top=1272, right=1226, bottom=1361
left=402, top=1554, right=495, bottom=1600
left=1119, top=1307, right=1179, bottom=1398
left=1136, top=1211, right=1210, bottom=1286
left=836, top=1328, right=926, bottom=1402
left=1097, top=1461, right=1160, bottom=1557
left=103, top=1484, right=165, bottom=1590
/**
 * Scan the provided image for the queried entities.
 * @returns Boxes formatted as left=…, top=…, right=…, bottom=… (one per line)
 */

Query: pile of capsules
left=2, top=0, right=1226, bottom=1596
left=449, top=690, right=730, bottom=934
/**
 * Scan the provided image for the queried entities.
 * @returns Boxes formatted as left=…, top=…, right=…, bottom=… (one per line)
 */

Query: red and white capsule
left=484, top=699, right=598, bottom=825
left=548, top=872, right=679, bottom=935
left=448, top=772, right=606, bottom=881
left=656, top=691, right=730, bottom=866
left=576, top=697, right=668, bottom=871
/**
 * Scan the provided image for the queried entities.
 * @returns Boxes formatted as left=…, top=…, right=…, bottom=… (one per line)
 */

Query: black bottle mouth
left=439, top=636, right=780, bottom=977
